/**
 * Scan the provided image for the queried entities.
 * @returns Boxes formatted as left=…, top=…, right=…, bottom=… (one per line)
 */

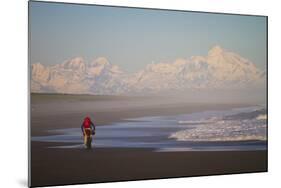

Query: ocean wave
left=170, top=119, right=267, bottom=142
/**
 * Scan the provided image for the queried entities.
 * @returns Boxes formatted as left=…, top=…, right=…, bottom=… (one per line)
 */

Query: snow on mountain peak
left=173, top=58, right=188, bottom=66
left=31, top=47, right=265, bottom=95
left=91, top=57, right=110, bottom=67
left=62, top=57, right=86, bottom=71
left=110, top=65, right=123, bottom=74
left=32, top=63, right=50, bottom=83
left=208, top=45, right=224, bottom=56
left=32, top=62, right=46, bottom=72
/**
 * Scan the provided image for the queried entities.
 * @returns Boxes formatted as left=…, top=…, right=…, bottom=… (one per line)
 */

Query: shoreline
left=31, top=102, right=254, bottom=136
left=30, top=94, right=267, bottom=187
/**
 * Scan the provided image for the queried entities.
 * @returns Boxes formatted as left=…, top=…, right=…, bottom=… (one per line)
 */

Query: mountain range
left=31, top=46, right=265, bottom=95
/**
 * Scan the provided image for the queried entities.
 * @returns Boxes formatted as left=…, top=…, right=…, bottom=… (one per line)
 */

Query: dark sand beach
left=31, top=142, right=267, bottom=187
left=30, top=94, right=267, bottom=187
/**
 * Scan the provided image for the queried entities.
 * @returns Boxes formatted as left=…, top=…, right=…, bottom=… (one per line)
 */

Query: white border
left=1, top=0, right=280, bottom=188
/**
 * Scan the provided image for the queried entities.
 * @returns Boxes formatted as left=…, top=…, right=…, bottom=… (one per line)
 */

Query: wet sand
left=30, top=94, right=267, bottom=187
left=31, top=142, right=267, bottom=187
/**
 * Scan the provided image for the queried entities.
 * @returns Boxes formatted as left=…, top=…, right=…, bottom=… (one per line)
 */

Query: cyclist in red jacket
left=81, top=116, right=96, bottom=148
left=81, top=116, right=95, bottom=133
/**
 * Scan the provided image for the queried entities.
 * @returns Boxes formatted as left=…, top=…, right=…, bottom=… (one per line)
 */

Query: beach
left=30, top=94, right=267, bottom=187
left=31, top=142, right=267, bottom=187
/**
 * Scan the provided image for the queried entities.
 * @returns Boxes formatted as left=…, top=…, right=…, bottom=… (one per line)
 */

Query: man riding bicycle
left=81, top=116, right=96, bottom=148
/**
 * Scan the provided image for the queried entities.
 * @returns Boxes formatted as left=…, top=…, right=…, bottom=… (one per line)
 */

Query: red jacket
left=81, top=117, right=95, bottom=132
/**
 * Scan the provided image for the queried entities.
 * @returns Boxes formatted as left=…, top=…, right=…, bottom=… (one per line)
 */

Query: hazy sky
left=30, top=1, right=267, bottom=72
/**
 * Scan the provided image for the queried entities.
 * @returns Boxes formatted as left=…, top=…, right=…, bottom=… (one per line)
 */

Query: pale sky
left=30, top=1, right=267, bottom=72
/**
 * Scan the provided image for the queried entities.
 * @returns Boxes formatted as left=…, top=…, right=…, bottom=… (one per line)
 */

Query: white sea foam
left=256, top=114, right=267, bottom=120
left=170, top=118, right=267, bottom=142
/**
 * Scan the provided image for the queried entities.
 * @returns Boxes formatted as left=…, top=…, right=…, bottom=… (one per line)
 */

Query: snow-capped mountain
left=31, top=46, right=265, bottom=95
